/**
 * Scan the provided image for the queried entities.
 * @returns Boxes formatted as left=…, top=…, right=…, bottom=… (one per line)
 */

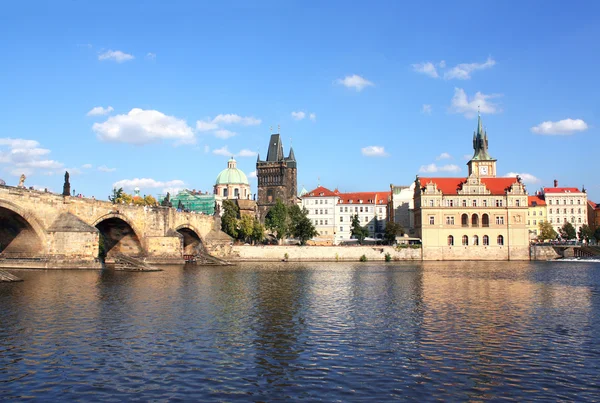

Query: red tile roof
left=589, top=200, right=598, bottom=209
left=543, top=187, right=582, bottom=194
left=418, top=177, right=520, bottom=196
left=304, top=186, right=338, bottom=197
left=337, top=191, right=390, bottom=205
left=528, top=195, right=546, bottom=207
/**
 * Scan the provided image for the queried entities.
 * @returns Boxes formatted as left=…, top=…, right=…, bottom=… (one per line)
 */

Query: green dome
left=215, top=158, right=249, bottom=186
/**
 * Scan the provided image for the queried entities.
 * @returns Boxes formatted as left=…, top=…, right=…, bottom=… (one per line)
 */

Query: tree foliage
left=559, top=222, right=577, bottom=240
left=594, top=227, right=600, bottom=242
left=252, top=219, right=265, bottom=244
left=288, top=205, right=318, bottom=245
left=384, top=221, right=404, bottom=245
left=238, top=214, right=255, bottom=243
left=221, top=200, right=240, bottom=239
left=538, top=221, right=557, bottom=241
left=350, top=214, right=369, bottom=244
left=265, top=199, right=288, bottom=243
left=578, top=224, right=594, bottom=243
left=109, top=187, right=158, bottom=206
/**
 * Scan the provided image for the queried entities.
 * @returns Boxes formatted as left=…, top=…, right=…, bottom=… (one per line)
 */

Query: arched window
left=234, top=188, right=239, bottom=198
left=482, top=214, right=489, bottom=227
left=447, top=235, right=454, bottom=246
left=483, top=235, right=489, bottom=246
left=473, top=235, right=479, bottom=245
left=462, top=235, right=469, bottom=246
left=472, top=214, right=479, bottom=227
left=223, top=188, right=228, bottom=197
left=497, top=235, right=504, bottom=245
left=461, top=214, right=469, bottom=227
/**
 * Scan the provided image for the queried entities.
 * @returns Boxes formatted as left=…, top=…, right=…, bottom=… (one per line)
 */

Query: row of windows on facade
left=548, top=217, right=583, bottom=224
left=311, top=206, right=386, bottom=214
left=528, top=210, right=544, bottom=216
left=429, top=213, right=500, bottom=226
left=547, top=199, right=584, bottom=205
left=547, top=208, right=584, bottom=215
left=315, top=216, right=382, bottom=226
left=221, top=188, right=247, bottom=197
left=447, top=235, right=504, bottom=246
left=259, top=176, right=282, bottom=185
left=426, top=199, right=524, bottom=208
left=307, top=198, right=384, bottom=205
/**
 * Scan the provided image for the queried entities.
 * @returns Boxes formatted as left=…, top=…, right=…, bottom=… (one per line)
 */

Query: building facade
left=414, top=114, right=530, bottom=260
left=256, top=133, right=297, bottom=221
left=543, top=180, right=588, bottom=236
left=587, top=201, right=600, bottom=230
left=300, top=186, right=390, bottom=244
left=527, top=194, right=547, bottom=239
left=388, top=183, right=415, bottom=235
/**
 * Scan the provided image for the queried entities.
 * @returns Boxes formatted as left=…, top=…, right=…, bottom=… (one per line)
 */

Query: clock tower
left=467, top=113, right=497, bottom=178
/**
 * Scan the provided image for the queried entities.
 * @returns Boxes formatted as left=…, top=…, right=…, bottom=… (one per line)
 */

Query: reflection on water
left=1, top=261, right=599, bottom=401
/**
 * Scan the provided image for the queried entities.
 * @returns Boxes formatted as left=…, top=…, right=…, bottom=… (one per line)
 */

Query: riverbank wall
left=530, top=245, right=561, bottom=260
left=229, top=245, right=422, bottom=262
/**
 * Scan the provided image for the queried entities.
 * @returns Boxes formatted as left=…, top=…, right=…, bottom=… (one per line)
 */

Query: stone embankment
left=229, top=245, right=422, bottom=262
left=530, top=245, right=561, bottom=260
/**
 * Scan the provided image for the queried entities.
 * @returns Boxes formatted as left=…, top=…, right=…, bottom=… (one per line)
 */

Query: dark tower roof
left=288, top=146, right=296, bottom=161
left=471, top=112, right=493, bottom=160
left=266, top=134, right=284, bottom=162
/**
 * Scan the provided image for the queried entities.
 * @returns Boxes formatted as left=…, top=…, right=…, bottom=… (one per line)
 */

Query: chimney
left=554, top=179, right=558, bottom=187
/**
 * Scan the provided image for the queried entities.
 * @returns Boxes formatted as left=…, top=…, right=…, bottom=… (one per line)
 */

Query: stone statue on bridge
left=62, top=171, right=71, bottom=196
left=17, top=174, right=26, bottom=188
left=161, top=192, right=173, bottom=207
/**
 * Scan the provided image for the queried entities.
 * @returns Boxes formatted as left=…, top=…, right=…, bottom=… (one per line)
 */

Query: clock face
left=479, top=165, right=488, bottom=175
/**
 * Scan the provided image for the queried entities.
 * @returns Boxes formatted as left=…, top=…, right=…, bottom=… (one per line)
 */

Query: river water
left=1, top=261, right=599, bottom=401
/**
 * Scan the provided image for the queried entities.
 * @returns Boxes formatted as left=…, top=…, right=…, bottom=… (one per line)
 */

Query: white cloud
left=531, top=119, right=588, bottom=135
left=98, top=165, right=116, bottom=172
left=336, top=74, right=374, bottom=91
left=412, top=62, right=439, bottom=78
left=203, top=145, right=210, bottom=153
left=422, top=104, right=432, bottom=115
left=0, top=137, right=64, bottom=176
left=146, top=52, right=156, bottom=60
left=98, top=50, right=134, bottom=63
left=291, top=111, right=306, bottom=120
left=436, top=152, right=452, bottom=160
left=419, top=163, right=461, bottom=173
left=248, top=171, right=257, bottom=179
left=214, top=129, right=236, bottom=139
left=361, top=146, right=388, bottom=157
left=196, top=120, right=219, bottom=132
left=212, top=146, right=232, bottom=157
left=309, top=113, right=316, bottom=121
left=86, top=106, right=114, bottom=116
left=444, top=57, right=496, bottom=80
left=212, top=114, right=261, bottom=126
left=113, top=178, right=185, bottom=194
left=236, top=149, right=257, bottom=157
left=450, top=88, right=502, bottom=118
left=438, top=60, right=446, bottom=68
left=504, top=172, right=540, bottom=184
left=93, top=108, right=195, bottom=145
left=82, top=164, right=92, bottom=169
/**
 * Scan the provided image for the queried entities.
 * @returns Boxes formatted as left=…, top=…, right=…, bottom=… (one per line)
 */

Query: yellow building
left=527, top=194, right=547, bottom=240
left=414, top=114, right=530, bottom=260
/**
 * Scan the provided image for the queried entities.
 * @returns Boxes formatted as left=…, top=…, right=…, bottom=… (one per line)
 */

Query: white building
left=301, top=186, right=390, bottom=244
left=543, top=180, right=588, bottom=236
left=389, top=183, right=415, bottom=235
left=213, top=157, right=252, bottom=214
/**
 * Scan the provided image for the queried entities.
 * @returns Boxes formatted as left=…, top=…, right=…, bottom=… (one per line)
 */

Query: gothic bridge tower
left=256, top=133, right=297, bottom=221
left=467, top=113, right=497, bottom=178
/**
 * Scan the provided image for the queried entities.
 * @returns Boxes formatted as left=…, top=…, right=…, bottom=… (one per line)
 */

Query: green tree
left=286, top=204, right=304, bottom=238
left=289, top=206, right=318, bottom=245
left=594, top=227, right=600, bottom=242
left=221, top=200, right=240, bottom=239
left=109, top=187, right=124, bottom=204
left=251, top=218, right=265, bottom=244
left=265, top=199, right=288, bottom=243
left=384, top=221, right=404, bottom=245
left=559, top=222, right=577, bottom=240
left=144, top=195, right=157, bottom=206
left=578, top=224, right=594, bottom=243
left=350, top=214, right=369, bottom=244
left=238, top=214, right=255, bottom=243
left=538, top=221, right=558, bottom=241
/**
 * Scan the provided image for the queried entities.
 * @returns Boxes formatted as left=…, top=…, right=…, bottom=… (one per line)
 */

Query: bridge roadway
left=0, top=185, right=228, bottom=269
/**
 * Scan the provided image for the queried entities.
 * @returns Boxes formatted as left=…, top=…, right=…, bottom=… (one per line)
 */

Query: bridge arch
left=176, top=224, right=205, bottom=255
left=93, top=213, right=144, bottom=260
left=0, top=199, right=47, bottom=256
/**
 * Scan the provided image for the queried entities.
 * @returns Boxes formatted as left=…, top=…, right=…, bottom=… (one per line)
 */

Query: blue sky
left=1, top=1, right=598, bottom=201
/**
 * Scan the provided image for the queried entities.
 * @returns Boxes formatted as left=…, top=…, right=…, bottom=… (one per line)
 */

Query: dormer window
left=359, top=200, right=363, bottom=204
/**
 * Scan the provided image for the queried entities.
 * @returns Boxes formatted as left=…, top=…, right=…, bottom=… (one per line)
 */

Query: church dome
left=215, top=157, right=249, bottom=186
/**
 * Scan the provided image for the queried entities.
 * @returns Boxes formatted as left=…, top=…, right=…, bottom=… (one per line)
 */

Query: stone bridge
left=0, top=185, right=229, bottom=269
